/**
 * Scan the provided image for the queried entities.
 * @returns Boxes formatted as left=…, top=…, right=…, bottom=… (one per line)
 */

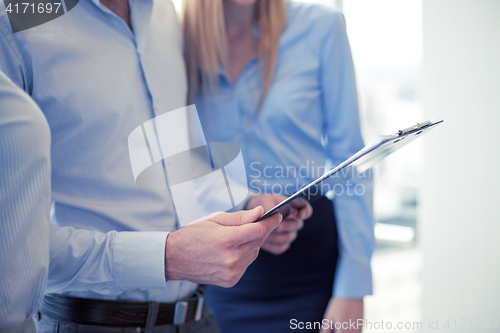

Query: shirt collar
left=217, top=23, right=260, bottom=82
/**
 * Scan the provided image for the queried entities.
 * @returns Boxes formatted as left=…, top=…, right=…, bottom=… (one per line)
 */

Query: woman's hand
left=245, top=194, right=312, bottom=254
left=320, top=297, right=364, bottom=333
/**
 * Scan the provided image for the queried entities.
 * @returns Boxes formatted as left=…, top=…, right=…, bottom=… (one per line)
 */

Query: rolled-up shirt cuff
left=113, top=231, right=168, bottom=291
left=333, top=259, right=373, bottom=298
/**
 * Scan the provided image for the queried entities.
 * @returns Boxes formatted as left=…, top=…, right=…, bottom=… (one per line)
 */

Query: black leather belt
left=40, top=288, right=205, bottom=327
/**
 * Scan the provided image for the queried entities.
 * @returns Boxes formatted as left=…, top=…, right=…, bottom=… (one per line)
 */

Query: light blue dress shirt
left=195, top=2, right=374, bottom=298
left=0, top=71, right=50, bottom=331
left=0, top=0, right=197, bottom=302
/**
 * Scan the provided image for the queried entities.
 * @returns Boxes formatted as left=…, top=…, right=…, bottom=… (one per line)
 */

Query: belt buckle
left=194, top=291, right=205, bottom=322
left=173, top=291, right=205, bottom=325
left=174, top=301, right=188, bottom=325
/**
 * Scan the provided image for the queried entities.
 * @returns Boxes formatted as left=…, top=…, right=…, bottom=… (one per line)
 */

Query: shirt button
left=153, top=103, right=159, bottom=111
left=234, top=135, right=240, bottom=141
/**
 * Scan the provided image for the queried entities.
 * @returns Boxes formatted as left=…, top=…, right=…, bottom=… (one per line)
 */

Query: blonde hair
left=182, top=0, right=287, bottom=110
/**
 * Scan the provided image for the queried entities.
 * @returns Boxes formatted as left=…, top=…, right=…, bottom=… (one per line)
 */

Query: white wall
left=421, top=1, right=500, bottom=331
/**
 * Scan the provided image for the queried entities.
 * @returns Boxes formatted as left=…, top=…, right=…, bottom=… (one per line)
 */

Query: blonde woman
left=183, top=0, right=374, bottom=332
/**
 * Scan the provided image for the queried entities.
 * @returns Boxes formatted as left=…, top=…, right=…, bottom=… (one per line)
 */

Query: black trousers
left=206, top=196, right=339, bottom=333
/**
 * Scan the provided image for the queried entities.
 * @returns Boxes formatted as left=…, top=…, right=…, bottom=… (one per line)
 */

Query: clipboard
left=255, top=120, right=444, bottom=222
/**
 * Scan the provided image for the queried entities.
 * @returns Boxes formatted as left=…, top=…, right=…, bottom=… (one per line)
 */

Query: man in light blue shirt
left=0, top=71, right=50, bottom=333
left=0, top=0, right=296, bottom=331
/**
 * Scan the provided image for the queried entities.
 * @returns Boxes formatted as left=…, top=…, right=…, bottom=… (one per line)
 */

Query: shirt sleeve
left=46, top=223, right=169, bottom=294
left=319, top=10, right=375, bottom=298
left=0, top=71, right=50, bottom=328
left=0, top=16, right=31, bottom=92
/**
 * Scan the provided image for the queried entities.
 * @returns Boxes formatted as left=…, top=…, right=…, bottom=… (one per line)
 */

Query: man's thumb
left=212, top=206, right=264, bottom=226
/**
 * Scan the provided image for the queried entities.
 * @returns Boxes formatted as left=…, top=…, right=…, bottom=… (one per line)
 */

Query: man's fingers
left=237, top=248, right=260, bottom=271
left=211, top=206, right=264, bottom=226
left=218, top=249, right=260, bottom=288
left=228, top=212, right=282, bottom=246
left=237, top=238, right=264, bottom=255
